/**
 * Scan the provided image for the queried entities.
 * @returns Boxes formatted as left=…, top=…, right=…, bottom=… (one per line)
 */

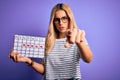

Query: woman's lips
left=59, top=27, right=65, bottom=30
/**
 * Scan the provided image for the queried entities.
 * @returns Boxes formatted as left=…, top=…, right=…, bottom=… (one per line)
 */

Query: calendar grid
left=13, top=34, right=45, bottom=58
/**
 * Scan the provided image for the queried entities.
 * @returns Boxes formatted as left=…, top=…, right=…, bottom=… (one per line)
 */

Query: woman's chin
left=59, top=31, right=66, bottom=33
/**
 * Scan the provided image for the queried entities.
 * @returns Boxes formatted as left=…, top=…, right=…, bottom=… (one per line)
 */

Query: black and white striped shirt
left=45, top=38, right=82, bottom=80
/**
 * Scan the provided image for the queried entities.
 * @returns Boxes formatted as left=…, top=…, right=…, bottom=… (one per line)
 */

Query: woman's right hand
left=9, top=50, right=45, bottom=74
left=8, top=50, right=32, bottom=65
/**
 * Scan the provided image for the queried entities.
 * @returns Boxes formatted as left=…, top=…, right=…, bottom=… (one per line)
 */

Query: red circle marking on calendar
left=22, top=44, right=43, bottom=49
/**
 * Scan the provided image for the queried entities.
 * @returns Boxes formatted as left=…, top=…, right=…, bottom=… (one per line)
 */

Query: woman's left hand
left=64, top=28, right=85, bottom=48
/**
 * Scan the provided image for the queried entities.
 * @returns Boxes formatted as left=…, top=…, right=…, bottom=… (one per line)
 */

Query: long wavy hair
left=45, top=3, right=78, bottom=55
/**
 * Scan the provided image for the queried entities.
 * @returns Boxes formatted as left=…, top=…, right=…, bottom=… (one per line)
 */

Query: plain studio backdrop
left=0, top=0, right=120, bottom=80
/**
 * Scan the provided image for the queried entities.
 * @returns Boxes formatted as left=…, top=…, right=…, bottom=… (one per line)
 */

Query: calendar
left=13, top=34, right=45, bottom=58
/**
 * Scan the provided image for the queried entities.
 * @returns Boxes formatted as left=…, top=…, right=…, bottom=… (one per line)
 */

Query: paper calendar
left=13, top=34, right=45, bottom=58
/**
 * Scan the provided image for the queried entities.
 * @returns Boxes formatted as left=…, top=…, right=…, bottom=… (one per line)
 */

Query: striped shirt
left=44, top=38, right=82, bottom=80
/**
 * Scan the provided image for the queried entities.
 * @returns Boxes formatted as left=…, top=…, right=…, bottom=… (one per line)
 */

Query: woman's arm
left=76, top=30, right=93, bottom=63
left=8, top=50, right=45, bottom=74
left=77, top=41, right=93, bottom=63
left=65, top=28, right=93, bottom=63
left=27, top=58, right=44, bottom=74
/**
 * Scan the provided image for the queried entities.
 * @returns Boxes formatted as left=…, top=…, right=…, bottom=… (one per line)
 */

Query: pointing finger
left=64, top=41, right=70, bottom=48
left=69, top=20, right=73, bottom=30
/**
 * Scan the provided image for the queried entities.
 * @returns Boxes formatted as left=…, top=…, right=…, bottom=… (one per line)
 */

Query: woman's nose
left=59, top=19, right=63, bottom=24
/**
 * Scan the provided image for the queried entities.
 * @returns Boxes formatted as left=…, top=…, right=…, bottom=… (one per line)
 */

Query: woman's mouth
left=59, top=27, right=65, bottom=30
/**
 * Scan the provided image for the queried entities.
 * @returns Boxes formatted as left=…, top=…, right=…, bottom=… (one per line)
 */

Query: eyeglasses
left=54, top=16, right=69, bottom=24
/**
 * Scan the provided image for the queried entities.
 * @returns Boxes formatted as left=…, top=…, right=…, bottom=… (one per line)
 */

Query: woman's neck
left=57, top=32, right=66, bottom=39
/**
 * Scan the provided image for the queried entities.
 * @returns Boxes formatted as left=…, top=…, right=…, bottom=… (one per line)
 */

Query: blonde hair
left=45, top=3, right=78, bottom=55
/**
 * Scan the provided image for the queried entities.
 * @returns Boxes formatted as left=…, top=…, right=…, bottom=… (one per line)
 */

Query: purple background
left=0, top=0, right=120, bottom=80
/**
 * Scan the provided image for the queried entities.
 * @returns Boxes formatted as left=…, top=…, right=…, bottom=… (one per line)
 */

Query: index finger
left=69, top=20, right=74, bottom=30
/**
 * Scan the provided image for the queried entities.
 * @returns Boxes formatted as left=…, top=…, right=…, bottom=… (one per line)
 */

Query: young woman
left=9, top=3, right=93, bottom=80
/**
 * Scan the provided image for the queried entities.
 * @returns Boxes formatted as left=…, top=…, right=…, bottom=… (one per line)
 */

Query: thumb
left=64, top=41, right=70, bottom=48
left=81, top=30, right=85, bottom=42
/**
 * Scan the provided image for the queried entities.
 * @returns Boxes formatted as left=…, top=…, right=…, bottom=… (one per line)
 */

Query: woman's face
left=54, top=10, right=69, bottom=33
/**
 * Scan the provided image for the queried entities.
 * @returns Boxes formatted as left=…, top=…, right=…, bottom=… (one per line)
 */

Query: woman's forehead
left=54, top=10, right=67, bottom=18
